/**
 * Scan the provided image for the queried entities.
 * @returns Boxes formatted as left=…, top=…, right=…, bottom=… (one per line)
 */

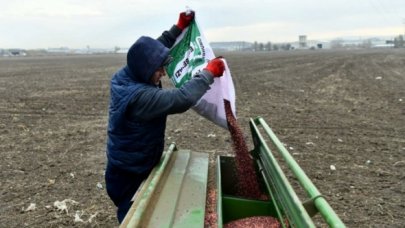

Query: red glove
left=176, top=11, right=195, bottom=30
left=204, top=58, right=225, bottom=77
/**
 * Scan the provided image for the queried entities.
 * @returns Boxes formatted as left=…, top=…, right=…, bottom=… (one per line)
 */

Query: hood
left=126, top=36, right=170, bottom=83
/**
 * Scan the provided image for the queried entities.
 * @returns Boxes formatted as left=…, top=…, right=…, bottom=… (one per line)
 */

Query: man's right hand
left=176, top=11, right=195, bottom=30
left=204, top=57, right=225, bottom=77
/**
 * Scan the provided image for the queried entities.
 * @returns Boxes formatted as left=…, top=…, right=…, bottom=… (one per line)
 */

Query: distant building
left=288, top=35, right=331, bottom=50
left=46, top=47, right=117, bottom=54
left=330, top=37, right=395, bottom=49
left=299, top=35, right=307, bottom=48
left=373, top=43, right=395, bottom=48
left=210, top=41, right=253, bottom=51
left=47, top=47, right=71, bottom=54
left=0, top=49, right=27, bottom=56
left=115, top=48, right=129, bottom=54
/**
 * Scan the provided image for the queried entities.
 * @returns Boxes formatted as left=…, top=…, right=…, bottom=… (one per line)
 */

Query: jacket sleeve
left=157, top=25, right=182, bottom=48
left=127, top=70, right=215, bottom=121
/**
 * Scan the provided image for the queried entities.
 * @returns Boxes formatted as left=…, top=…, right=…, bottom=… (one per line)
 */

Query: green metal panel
left=250, top=119, right=315, bottom=227
left=123, top=144, right=176, bottom=228
left=221, top=196, right=277, bottom=223
left=250, top=117, right=346, bottom=228
left=121, top=144, right=209, bottom=228
left=216, top=157, right=224, bottom=228
left=147, top=149, right=191, bottom=227
left=172, top=152, right=209, bottom=228
left=216, top=156, right=280, bottom=227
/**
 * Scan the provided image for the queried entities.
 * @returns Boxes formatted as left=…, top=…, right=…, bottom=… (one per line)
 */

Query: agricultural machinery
left=120, top=117, right=345, bottom=227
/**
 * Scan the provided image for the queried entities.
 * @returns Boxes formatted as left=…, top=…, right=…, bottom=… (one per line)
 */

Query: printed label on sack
left=167, top=21, right=208, bottom=87
left=166, top=19, right=236, bottom=129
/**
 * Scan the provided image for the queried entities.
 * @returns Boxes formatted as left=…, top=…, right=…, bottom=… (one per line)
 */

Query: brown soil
left=1, top=49, right=404, bottom=227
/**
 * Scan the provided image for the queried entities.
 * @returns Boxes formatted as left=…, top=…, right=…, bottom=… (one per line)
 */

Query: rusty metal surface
left=121, top=145, right=209, bottom=228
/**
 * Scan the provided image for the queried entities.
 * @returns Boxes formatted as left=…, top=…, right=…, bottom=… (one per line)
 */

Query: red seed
left=224, top=99, right=262, bottom=199
left=204, top=101, right=269, bottom=227
left=224, top=216, right=281, bottom=228
left=204, top=189, right=217, bottom=228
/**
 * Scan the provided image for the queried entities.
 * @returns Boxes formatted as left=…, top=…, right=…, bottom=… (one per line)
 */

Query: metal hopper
left=121, top=117, right=345, bottom=227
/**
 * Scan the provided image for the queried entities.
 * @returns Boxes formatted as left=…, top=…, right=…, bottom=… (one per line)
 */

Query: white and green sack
left=166, top=19, right=236, bottom=129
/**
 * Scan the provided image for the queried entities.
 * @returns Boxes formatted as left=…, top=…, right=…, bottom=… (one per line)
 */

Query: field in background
left=1, top=49, right=404, bottom=227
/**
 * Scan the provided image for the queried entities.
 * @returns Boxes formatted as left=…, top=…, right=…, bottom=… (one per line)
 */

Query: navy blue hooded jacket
left=107, top=26, right=215, bottom=174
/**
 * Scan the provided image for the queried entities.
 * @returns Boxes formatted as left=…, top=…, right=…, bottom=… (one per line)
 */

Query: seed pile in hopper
left=224, top=216, right=281, bottom=228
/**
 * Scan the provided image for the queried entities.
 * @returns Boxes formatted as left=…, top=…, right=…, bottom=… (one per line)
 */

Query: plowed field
left=1, top=49, right=404, bottom=227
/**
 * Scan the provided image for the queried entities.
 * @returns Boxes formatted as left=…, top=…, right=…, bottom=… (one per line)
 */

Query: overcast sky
left=1, top=0, right=404, bottom=49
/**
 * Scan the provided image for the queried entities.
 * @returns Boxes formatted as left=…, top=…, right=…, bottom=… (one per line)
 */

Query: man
left=105, top=11, right=226, bottom=223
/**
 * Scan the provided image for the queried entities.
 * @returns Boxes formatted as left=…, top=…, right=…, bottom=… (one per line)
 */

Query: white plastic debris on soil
left=74, top=210, right=99, bottom=223
left=22, top=203, right=36, bottom=212
left=87, top=212, right=98, bottom=223
left=74, top=211, right=85, bottom=223
left=54, top=199, right=78, bottom=214
left=53, top=199, right=99, bottom=224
